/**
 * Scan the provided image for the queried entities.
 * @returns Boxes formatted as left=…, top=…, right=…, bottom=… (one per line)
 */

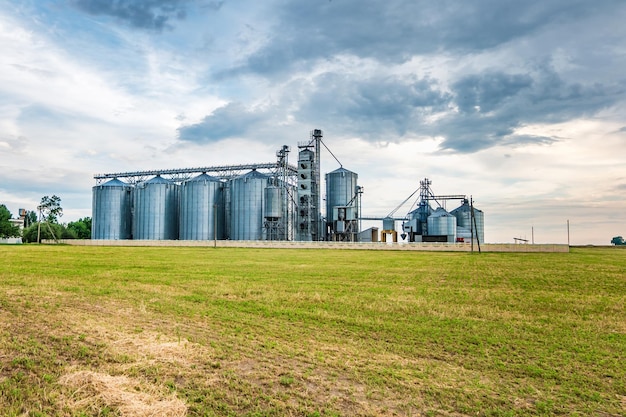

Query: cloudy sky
left=1, top=0, right=625, bottom=244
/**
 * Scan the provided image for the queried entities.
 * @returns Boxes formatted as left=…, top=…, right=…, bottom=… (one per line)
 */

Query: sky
left=1, top=0, right=625, bottom=245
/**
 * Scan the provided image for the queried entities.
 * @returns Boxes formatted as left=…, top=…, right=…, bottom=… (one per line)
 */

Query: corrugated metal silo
left=451, top=199, right=485, bottom=243
left=325, top=167, right=358, bottom=222
left=179, top=173, right=223, bottom=240
left=427, top=207, right=456, bottom=242
left=229, top=170, right=268, bottom=240
left=264, top=185, right=282, bottom=219
left=92, top=178, right=132, bottom=240
left=133, top=175, right=179, bottom=240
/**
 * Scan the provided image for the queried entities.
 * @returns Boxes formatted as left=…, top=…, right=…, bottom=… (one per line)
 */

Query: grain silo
left=427, top=207, right=456, bottom=243
left=451, top=199, right=485, bottom=243
left=179, top=173, right=223, bottom=240
left=133, top=175, right=179, bottom=240
left=91, top=178, right=132, bottom=240
left=229, top=170, right=269, bottom=240
left=325, top=167, right=359, bottom=240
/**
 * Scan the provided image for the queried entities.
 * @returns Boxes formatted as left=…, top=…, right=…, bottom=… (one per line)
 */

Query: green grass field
left=0, top=245, right=624, bottom=416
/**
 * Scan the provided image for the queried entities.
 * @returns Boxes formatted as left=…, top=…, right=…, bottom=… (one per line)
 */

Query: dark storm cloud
left=297, top=74, right=450, bottom=138
left=291, top=66, right=622, bottom=152
left=71, top=0, right=199, bottom=30
left=177, top=102, right=264, bottom=143
left=438, top=67, right=624, bottom=152
left=231, top=0, right=618, bottom=76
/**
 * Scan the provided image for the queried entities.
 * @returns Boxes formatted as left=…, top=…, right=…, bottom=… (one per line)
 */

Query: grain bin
left=179, top=173, right=223, bottom=240
left=427, top=207, right=456, bottom=242
left=133, top=175, right=179, bottom=240
left=451, top=199, right=485, bottom=243
left=92, top=178, right=132, bottom=240
left=325, top=167, right=358, bottom=223
left=229, top=170, right=269, bottom=240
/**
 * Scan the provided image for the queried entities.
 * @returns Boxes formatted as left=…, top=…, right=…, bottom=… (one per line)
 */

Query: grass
left=0, top=245, right=624, bottom=416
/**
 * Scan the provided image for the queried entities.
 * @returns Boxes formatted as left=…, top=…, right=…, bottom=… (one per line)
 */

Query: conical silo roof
left=185, top=173, right=220, bottom=183
left=237, top=169, right=269, bottom=180
left=145, top=175, right=173, bottom=184
left=98, top=178, right=129, bottom=187
left=328, top=167, right=356, bottom=175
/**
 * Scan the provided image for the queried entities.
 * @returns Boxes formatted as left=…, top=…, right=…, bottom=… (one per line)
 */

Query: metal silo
left=325, top=167, right=358, bottom=223
left=229, top=170, right=268, bottom=240
left=451, top=199, right=485, bottom=243
left=92, top=178, right=132, bottom=240
left=264, top=183, right=284, bottom=241
left=264, top=185, right=282, bottom=219
left=133, top=175, right=179, bottom=240
left=179, top=173, right=223, bottom=240
left=427, top=207, right=456, bottom=242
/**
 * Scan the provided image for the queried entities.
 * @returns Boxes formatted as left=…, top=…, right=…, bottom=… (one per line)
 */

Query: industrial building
left=92, top=130, right=484, bottom=243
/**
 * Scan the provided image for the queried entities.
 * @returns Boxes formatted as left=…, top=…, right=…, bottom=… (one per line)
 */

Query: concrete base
left=47, top=240, right=570, bottom=253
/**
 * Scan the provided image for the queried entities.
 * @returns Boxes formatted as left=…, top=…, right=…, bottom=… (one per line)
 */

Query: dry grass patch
left=59, top=370, right=187, bottom=416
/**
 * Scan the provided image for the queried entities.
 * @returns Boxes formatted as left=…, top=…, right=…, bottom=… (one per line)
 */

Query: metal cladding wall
left=92, top=178, right=132, bottom=240
left=179, top=173, right=223, bottom=240
left=451, top=200, right=485, bottom=243
left=133, top=175, right=179, bottom=240
left=229, top=170, right=269, bottom=240
left=427, top=207, right=457, bottom=242
left=325, top=167, right=358, bottom=222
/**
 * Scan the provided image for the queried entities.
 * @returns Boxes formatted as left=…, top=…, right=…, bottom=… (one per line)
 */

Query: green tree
left=24, top=210, right=37, bottom=228
left=67, top=217, right=92, bottom=239
left=0, top=205, right=21, bottom=238
left=37, top=195, right=63, bottom=243
left=23, top=222, right=64, bottom=243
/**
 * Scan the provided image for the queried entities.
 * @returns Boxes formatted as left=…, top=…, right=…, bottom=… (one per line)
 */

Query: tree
left=0, top=205, right=21, bottom=238
left=24, top=210, right=37, bottom=228
left=66, top=217, right=92, bottom=239
left=23, top=222, right=64, bottom=243
left=37, top=195, right=63, bottom=243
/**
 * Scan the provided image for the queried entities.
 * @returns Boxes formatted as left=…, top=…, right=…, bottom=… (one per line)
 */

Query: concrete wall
left=47, top=239, right=569, bottom=253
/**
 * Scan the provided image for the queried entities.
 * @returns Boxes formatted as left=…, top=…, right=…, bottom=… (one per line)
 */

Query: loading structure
left=296, top=130, right=324, bottom=241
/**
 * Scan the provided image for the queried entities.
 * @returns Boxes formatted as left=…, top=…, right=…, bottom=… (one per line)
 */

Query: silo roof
left=186, top=173, right=219, bottom=182
left=328, top=167, right=356, bottom=175
left=99, top=178, right=129, bottom=187
left=146, top=175, right=173, bottom=184
left=429, top=207, right=453, bottom=217
left=451, top=201, right=483, bottom=214
left=237, top=169, right=269, bottom=179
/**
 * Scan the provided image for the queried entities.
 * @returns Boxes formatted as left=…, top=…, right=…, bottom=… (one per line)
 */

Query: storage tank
left=179, top=173, right=223, bottom=240
left=325, top=167, right=358, bottom=223
left=92, top=178, right=132, bottom=240
left=264, top=185, right=282, bottom=219
left=451, top=199, right=485, bottom=243
left=133, top=175, right=179, bottom=240
left=230, top=170, right=269, bottom=240
left=383, top=217, right=395, bottom=231
left=427, top=207, right=456, bottom=242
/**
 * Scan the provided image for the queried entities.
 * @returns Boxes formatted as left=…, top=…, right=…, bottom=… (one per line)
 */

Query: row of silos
left=402, top=199, right=484, bottom=243
left=92, top=170, right=288, bottom=241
